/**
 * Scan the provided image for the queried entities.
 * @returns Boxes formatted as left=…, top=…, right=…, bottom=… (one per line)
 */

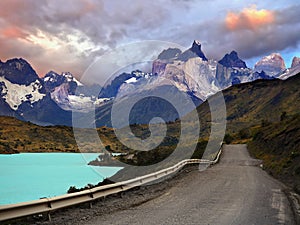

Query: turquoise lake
left=0, top=153, right=122, bottom=205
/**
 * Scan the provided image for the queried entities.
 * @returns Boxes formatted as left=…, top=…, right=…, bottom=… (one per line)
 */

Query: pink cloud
left=1, top=26, right=28, bottom=39
left=226, top=5, right=275, bottom=31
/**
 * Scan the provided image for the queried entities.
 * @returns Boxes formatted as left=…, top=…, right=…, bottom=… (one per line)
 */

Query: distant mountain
left=157, top=48, right=182, bottom=60
left=277, top=56, right=300, bottom=80
left=0, top=41, right=299, bottom=128
left=0, top=59, right=74, bottom=126
left=43, top=71, right=67, bottom=92
left=43, top=70, right=104, bottom=112
left=177, top=40, right=208, bottom=62
left=98, top=70, right=150, bottom=98
left=94, top=84, right=202, bottom=127
left=0, top=58, right=42, bottom=85
left=216, top=51, right=253, bottom=87
left=291, top=56, right=300, bottom=68
left=218, top=51, right=247, bottom=68
left=254, top=53, right=286, bottom=77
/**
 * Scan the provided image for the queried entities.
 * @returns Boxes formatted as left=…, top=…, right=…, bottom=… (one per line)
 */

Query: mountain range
left=0, top=40, right=299, bottom=127
left=1, top=71, right=299, bottom=192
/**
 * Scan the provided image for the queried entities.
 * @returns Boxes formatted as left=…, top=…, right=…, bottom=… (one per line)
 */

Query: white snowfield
left=0, top=77, right=45, bottom=110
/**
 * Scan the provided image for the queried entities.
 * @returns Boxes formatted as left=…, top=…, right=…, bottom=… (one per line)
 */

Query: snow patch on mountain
left=125, top=77, right=138, bottom=84
left=51, top=82, right=112, bottom=112
left=0, top=77, right=45, bottom=110
left=62, top=72, right=83, bottom=86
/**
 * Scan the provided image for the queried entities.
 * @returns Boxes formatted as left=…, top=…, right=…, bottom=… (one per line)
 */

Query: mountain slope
left=248, top=114, right=300, bottom=193
left=0, top=58, right=74, bottom=126
left=195, top=73, right=300, bottom=133
left=0, top=58, right=41, bottom=85
left=218, top=51, right=247, bottom=68
left=0, top=116, right=77, bottom=154
left=193, top=73, right=300, bottom=192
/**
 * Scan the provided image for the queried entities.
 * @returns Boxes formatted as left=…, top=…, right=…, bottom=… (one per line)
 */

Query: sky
left=0, top=0, right=299, bottom=80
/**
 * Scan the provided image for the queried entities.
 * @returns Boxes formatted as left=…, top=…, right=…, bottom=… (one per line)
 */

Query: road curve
left=85, top=145, right=295, bottom=225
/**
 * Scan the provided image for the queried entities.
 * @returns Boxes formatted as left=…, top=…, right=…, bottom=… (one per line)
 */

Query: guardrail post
left=46, top=198, right=52, bottom=221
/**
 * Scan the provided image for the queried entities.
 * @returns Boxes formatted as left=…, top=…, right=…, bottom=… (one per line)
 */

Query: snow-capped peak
left=62, top=72, right=83, bottom=86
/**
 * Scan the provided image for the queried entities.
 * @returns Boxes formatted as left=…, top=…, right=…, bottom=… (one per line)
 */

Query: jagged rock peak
left=157, top=48, right=182, bottom=60
left=5, top=58, right=36, bottom=73
left=0, top=58, right=39, bottom=85
left=190, top=40, right=208, bottom=61
left=218, top=51, right=247, bottom=68
left=291, top=56, right=300, bottom=68
left=176, top=40, right=208, bottom=62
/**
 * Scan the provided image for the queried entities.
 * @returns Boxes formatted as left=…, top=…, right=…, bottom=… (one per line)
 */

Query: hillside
left=195, top=73, right=300, bottom=134
left=248, top=114, right=300, bottom=193
left=196, top=73, right=300, bottom=193
left=0, top=116, right=128, bottom=154
left=0, top=116, right=78, bottom=154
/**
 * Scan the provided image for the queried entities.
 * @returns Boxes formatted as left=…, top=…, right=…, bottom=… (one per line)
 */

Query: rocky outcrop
left=0, top=58, right=41, bottom=86
left=157, top=48, right=182, bottom=60
left=218, top=51, right=247, bottom=68
left=177, top=40, right=208, bottom=62
left=152, top=60, right=167, bottom=76
left=254, top=53, right=286, bottom=77
left=291, top=57, right=300, bottom=68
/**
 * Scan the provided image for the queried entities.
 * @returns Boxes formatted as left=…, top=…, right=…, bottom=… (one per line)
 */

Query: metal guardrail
left=0, top=146, right=223, bottom=222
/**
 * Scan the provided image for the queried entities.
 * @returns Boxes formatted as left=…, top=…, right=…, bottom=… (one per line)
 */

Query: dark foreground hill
left=248, top=114, right=300, bottom=193
left=196, top=73, right=300, bottom=133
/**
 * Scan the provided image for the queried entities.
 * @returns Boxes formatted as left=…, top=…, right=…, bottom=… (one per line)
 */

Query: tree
left=280, top=111, right=287, bottom=121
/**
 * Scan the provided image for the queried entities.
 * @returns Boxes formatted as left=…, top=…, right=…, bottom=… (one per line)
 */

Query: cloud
left=1, top=26, right=28, bottom=39
left=0, top=0, right=181, bottom=77
left=220, top=5, right=300, bottom=60
left=0, top=0, right=299, bottom=79
left=174, top=4, right=300, bottom=63
left=225, top=5, right=275, bottom=31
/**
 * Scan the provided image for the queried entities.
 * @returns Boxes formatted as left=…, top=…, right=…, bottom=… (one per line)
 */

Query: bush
left=67, top=186, right=79, bottom=193
left=224, top=134, right=234, bottom=144
left=238, top=128, right=251, bottom=139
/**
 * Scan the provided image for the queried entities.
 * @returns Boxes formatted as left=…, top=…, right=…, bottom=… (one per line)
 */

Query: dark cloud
left=164, top=4, right=300, bottom=62
left=0, top=0, right=182, bottom=76
left=221, top=5, right=300, bottom=60
left=0, top=0, right=299, bottom=78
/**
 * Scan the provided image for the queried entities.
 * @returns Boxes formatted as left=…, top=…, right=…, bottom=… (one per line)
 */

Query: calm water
left=0, top=153, right=122, bottom=205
